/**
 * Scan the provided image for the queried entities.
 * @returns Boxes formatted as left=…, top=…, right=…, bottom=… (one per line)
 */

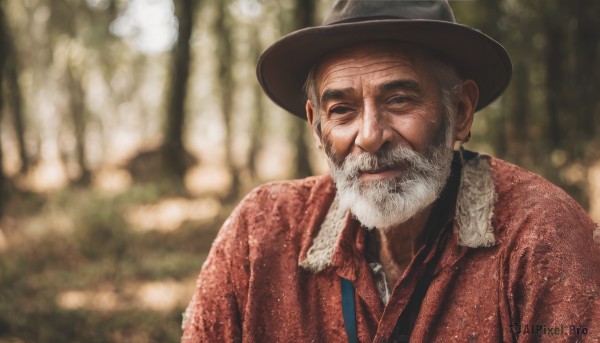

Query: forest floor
left=0, top=173, right=235, bottom=343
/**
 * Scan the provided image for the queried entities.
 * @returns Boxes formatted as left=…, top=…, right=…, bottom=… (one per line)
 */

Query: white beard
left=327, top=123, right=454, bottom=230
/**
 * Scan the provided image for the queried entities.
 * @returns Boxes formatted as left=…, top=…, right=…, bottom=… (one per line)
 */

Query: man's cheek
left=322, top=136, right=344, bottom=167
left=322, top=124, right=356, bottom=164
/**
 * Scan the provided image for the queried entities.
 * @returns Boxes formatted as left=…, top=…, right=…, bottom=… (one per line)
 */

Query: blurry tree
left=43, top=0, right=126, bottom=185
left=214, top=0, right=240, bottom=200
left=247, top=23, right=265, bottom=183
left=66, top=61, right=91, bottom=185
left=2, top=15, right=28, bottom=175
left=161, top=0, right=198, bottom=183
left=289, top=0, right=316, bottom=178
left=454, top=0, right=600, bottom=208
left=0, top=0, right=594, bottom=209
left=47, top=0, right=91, bottom=185
left=17, top=2, right=50, bottom=169
left=0, top=0, right=10, bottom=215
left=542, top=1, right=565, bottom=153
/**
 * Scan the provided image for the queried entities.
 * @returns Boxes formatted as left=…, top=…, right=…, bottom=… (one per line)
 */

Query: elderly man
left=182, top=1, right=600, bottom=342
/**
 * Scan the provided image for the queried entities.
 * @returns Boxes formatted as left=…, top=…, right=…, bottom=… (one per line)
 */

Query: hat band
left=328, top=15, right=405, bottom=25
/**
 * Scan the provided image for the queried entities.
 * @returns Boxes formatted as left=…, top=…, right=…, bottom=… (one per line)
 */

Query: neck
left=368, top=204, right=434, bottom=286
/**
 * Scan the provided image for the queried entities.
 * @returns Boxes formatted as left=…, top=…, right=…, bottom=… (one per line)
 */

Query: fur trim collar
left=456, top=153, right=496, bottom=248
left=299, top=151, right=496, bottom=272
left=298, top=193, right=347, bottom=272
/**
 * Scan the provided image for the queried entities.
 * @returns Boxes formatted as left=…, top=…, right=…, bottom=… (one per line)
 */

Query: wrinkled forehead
left=313, top=42, right=438, bottom=92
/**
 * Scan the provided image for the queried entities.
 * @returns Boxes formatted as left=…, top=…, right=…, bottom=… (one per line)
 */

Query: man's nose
left=355, top=103, right=394, bottom=154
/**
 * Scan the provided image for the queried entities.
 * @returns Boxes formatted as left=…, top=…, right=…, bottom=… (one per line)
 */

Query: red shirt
left=182, top=153, right=600, bottom=342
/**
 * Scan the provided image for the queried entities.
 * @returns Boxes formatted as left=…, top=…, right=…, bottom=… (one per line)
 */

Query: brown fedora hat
left=256, top=0, right=512, bottom=119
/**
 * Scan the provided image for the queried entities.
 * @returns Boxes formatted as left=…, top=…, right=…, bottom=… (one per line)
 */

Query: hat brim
left=257, top=19, right=512, bottom=119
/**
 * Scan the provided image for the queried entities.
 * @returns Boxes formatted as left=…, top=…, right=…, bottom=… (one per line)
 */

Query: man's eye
left=330, top=106, right=352, bottom=115
left=389, top=96, right=409, bottom=104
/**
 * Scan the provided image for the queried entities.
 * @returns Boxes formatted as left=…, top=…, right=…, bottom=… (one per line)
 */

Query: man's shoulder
left=241, top=175, right=334, bottom=214
left=227, top=174, right=335, bottom=238
left=248, top=175, right=332, bottom=200
left=487, top=155, right=598, bottom=248
left=489, top=156, right=583, bottom=213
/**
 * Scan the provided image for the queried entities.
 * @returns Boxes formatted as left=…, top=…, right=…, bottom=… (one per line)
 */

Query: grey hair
left=432, top=56, right=463, bottom=121
left=302, top=53, right=463, bottom=134
left=303, top=65, right=321, bottom=132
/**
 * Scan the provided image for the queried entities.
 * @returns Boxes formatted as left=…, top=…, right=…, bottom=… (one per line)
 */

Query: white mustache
left=337, top=145, right=438, bottom=181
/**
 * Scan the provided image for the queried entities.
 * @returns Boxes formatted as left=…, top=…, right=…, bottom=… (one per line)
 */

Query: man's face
left=307, top=43, right=459, bottom=229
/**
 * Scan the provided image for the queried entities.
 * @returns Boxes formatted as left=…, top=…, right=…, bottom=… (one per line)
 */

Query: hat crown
left=323, top=0, right=456, bottom=25
left=257, top=0, right=511, bottom=118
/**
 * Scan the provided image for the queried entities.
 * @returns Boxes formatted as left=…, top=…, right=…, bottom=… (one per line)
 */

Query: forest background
left=0, top=0, right=598, bottom=342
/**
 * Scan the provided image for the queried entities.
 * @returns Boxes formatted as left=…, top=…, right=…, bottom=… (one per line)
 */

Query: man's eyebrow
left=380, top=79, right=421, bottom=93
left=319, top=80, right=420, bottom=103
left=320, top=88, right=353, bottom=104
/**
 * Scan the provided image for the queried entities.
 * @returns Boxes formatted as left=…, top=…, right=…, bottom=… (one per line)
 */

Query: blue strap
left=340, top=277, right=359, bottom=343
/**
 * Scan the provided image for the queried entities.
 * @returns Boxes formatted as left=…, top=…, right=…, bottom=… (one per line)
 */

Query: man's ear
left=454, top=80, right=479, bottom=142
left=305, top=100, right=322, bottom=146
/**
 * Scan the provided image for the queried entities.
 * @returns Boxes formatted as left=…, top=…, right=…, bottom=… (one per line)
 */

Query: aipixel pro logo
left=510, top=323, right=589, bottom=337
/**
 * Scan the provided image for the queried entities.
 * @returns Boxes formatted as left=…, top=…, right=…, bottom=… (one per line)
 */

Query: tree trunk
left=507, top=62, right=530, bottom=165
left=291, top=0, right=316, bottom=179
left=161, top=0, right=197, bottom=183
left=214, top=0, right=240, bottom=201
left=247, top=25, right=264, bottom=183
left=544, top=23, right=564, bottom=151
left=5, top=42, right=28, bottom=174
left=66, top=64, right=91, bottom=185
left=0, top=3, right=10, bottom=215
